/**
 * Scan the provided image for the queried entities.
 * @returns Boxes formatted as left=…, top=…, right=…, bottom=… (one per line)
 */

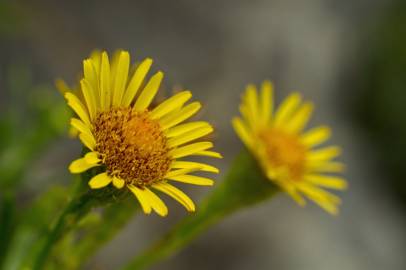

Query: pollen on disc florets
left=258, top=128, right=306, bottom=181
left=93, top=107, right=172, bottom=187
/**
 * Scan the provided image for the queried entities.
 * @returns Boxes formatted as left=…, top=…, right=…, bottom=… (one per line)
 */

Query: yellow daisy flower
left=232, top=81, right=347, bottom=214
left=59, top=50, right=221, bottom=216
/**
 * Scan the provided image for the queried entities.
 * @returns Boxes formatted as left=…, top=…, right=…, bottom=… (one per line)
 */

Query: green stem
left=32, top=190, right=94, bottom=270
left=123, top=150, right=279, bottom=270
left=32, top=172, right=128, bottom=270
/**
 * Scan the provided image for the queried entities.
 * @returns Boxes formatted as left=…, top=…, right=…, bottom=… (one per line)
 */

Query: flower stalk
left=32, top=168, right=129, bottom=270
left=123, top=150, right=279, bottom=270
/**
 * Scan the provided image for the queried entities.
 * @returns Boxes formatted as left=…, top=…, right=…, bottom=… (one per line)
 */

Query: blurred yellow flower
left=59, top=50, right=221, bottom=216
left=232, top=81, right=347, bottom=214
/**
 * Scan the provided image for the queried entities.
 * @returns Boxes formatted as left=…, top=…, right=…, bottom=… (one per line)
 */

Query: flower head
left=232, top=81, right=347, bottom=214
left=60, top=50, right=221, bottom=216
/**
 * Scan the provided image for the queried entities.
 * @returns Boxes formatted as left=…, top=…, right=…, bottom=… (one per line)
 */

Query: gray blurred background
left=1, top=0, right=406, bottom=269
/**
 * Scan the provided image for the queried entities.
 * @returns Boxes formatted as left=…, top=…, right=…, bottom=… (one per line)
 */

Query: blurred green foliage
left=0, top=65, right=70, bottom=267
left=0, top=66, right=69, bottom=191
left=0, top=1, right=23, bottom=36
left=353, top=1, right=406, bottom=206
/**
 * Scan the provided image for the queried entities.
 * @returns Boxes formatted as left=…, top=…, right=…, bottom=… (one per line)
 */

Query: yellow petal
left=307, top=161, right=345, bottom=173
left=307, top=146, right=341, bottom=162
left=68, top=126, right=79, bottom=138
left=232, top=117, right=253, bottom=148
left=296, top=182, right=340, bottom=215
left=150, top=91, right=192, bottom=119
left=55, top=79, right=71, bottom=95
left=128, top=185, right=152, bottom=214
left=305, top=175, right=347, bottom=190
left=260, top=80, right=273, bottom=125
left=90, top=50, right=102, bottom=76
left=165, top=167, right=202, bottom=178
left=193, top=150, right=223, bottom=158
left=298, top=182, right=342, bottom=204
left=153, top=182, right=195, bottom=212
left=100, top=51, right=111, bottom=111
left=109, top=50, right=122, bottom=88
left=160, top=102, right=201, bottom=130
left=79, top=132, right=96, bottom=150
left=80, top=79, right=97, bottom=120
left=280, top=183, right=306, bottom=206
left=122, top=58, right=153, bottom=107
left=171, top=161, right=219, bottom=173
left=167, top=125, right=213, bottom=148
left=168, top=175, right=214, bottom=186
left=301, top=126, right=331, bottom=147
left=142, top=188, right=168, bottom=216
left=244, top=84, right=259, bottom=121
left=69, top=155, right=100, bottom=174
left=83, top=59, right=99, bottom=98
left=286, top=102, right=313, bottom=133
left=112, top=176, right=125, bottom=189
left=112, top=51, right=130, bottom=107
left=169, top=142, right=213, bottom=159
left=274, top=92, right=301, bottom=126
left=84, top=152, right=100, bottom=164
left=70, top=118, right=93, bottom=138
left=88, top=172, right=112, bottom=189
left=239, top=102, right=258, bottom=129
left=165, top=122, right=210, bottom=138
left=64, top=92, right=91, bottom=126
left=134, top=71, right=164, bottom=111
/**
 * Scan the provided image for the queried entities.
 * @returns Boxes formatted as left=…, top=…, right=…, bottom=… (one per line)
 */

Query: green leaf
left=123, top=150, right=279, bottom=270
left=31, top=167, right=137, bottom=270
left=1, top=186, right=69, bottom=270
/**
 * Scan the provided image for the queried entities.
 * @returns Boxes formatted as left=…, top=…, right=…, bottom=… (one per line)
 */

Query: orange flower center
left=258, top=128, right=306, bottom=181
left=93, top=108, right=172, bottom=187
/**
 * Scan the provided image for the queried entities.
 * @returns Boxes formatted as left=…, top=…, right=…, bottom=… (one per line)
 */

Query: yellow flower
left=232, top=81, right=347, bottom=214
left=59, top=50, right=221, bottom=216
